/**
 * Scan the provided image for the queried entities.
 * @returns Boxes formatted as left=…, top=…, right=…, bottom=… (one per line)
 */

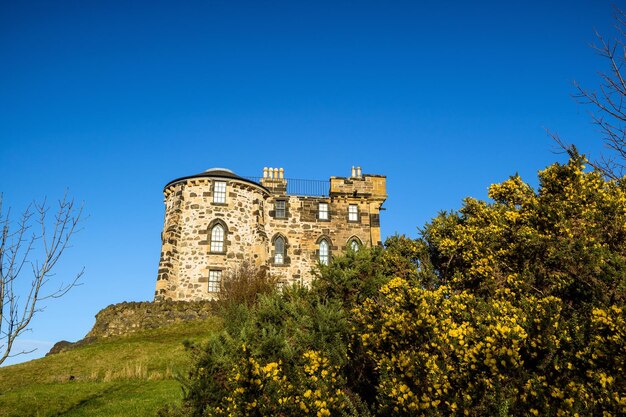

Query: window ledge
left=271, top=262, right=290, bottom=267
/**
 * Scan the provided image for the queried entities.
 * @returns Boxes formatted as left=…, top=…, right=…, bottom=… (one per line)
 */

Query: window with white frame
left=210, top=224, right=225, bottom=252
left=275, top=200, right=286, bottom=218
left=274, top=236, right=285, bottom=264
left=213, top=181, right=226, bottom=203
left=348, top=204, right=358, bottom=221
left=319, top=239, right=329, bottom=265
left=319, top=203, right=329, bottom=220
left=208, top=270, right=221, bottom=292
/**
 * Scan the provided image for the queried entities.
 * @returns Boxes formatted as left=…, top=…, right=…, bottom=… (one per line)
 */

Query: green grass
left=0, top=318, right=220, bottom=417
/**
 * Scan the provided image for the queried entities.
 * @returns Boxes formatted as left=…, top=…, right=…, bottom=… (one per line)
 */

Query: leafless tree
left=0, top=193, right=84, bottom=365
left=558, top=6, right=626, bottom=179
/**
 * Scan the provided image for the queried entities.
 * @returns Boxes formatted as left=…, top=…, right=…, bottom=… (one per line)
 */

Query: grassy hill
left=0, top=317, right=220, bottom=417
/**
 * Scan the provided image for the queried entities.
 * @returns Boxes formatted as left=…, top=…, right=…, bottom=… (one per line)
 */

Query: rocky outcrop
left=86, top=300, right=215, bottom=339
left=47, top=300, right=215, bottom=355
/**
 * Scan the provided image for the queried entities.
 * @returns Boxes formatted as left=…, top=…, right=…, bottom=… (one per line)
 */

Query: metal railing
left=245, top=177, right=330, bottom=197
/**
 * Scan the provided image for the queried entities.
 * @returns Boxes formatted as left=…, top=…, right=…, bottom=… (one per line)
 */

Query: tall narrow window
left=348, top=204, right=358, bottom=222
left=210, top=224, right=224, bottom=252
left=319, top=239, right=329, bottom=265
left=274, top=236, right=285, bottom=264
left=213, top=181, right=226, bottom=203
left=319, top=203, right=329, bottom=220
left=275, top=200, right=286, bottom=218
left=350, top=239, right=360, bottom=252
left=208, top=270, right=221, bottom=292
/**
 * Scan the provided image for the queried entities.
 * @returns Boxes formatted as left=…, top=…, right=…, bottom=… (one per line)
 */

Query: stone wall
left=264, top=194, right=378, bottom=286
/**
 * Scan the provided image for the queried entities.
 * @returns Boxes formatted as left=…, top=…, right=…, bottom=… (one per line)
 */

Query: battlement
left=330, top=166, right=387, bottom=201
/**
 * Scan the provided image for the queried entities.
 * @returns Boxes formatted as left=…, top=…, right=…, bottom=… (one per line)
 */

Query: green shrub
left=171, top=155, right=626, bottom=416
left=178, top=284, right=368, bottom=416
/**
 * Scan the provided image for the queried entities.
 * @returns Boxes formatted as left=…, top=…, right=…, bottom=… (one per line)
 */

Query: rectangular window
left=275, top=200, right=286, bottom=218
left=208, top=270, right=221, bottom=292
left=213, top=181, right=226, bottom=203
left=319, top=203, right=329, bottom=220
left=348, top=204, right=358, bottom=222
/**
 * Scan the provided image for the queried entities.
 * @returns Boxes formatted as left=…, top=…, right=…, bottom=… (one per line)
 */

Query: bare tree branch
left=562, top=6, right=626, bottom=179
left=0, top=193, right=84, bottom=365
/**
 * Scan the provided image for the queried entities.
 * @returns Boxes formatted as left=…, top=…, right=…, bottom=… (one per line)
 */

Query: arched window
left=319, top=239, right=329, bottom=265
left=274, top=236, right=285, bottom=264
left=210, top=224, right=224, bottom=252
left=350, top=239, right=360, bottom=252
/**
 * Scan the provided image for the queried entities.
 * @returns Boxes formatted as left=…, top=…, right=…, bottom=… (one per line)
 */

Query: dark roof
left=164, top=168, right=269, bottom=192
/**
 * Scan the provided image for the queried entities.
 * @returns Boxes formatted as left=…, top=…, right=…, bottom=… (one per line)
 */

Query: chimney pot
left=351, top=166, right=356, bottom=177
left=263, top=167, right=268, bottom=178
left=279, top=168, right=284, bottom=179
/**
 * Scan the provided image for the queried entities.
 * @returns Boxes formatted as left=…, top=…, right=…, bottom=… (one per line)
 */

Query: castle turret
left=155, top=168, right=270, bottom=301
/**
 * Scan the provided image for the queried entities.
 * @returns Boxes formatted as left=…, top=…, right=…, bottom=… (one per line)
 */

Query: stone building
left=155, top=166, right=387, bottom=301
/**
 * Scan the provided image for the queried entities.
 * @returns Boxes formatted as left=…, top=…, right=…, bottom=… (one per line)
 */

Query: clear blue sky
left=0, top=0, right=619, bottom=365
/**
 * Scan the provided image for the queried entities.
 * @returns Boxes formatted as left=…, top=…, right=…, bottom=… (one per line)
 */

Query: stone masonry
left=155, top=166, right=387, bottom=301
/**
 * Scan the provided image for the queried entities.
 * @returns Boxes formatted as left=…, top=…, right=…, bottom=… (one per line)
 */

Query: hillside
left=0, top=316, right=220, bottom=417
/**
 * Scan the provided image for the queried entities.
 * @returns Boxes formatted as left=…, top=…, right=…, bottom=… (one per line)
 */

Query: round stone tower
left=155, top=168, right=270, bottom=301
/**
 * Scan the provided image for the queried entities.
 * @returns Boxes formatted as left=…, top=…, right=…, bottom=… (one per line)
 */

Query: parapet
left=330, top=166, right=387, bottom=201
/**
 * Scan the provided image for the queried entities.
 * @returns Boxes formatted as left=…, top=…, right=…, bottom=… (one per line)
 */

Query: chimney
left=259, top=165, right=288, bottom=195
left=351, top=166, right=356, bottom=178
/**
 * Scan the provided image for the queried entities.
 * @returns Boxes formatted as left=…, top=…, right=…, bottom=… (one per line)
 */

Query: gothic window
left=349, top=238, right=361, bottom=252
left=274, top=236, right=285, bottom=264
left=208, top=270, right=221, bottom=292
left=275, top=200, right=286, bottom=218
left=348, top=204, right=358, bottom=222
left=318, top=202, right=329, bottom=220
left=210, top=224, right=225, bottom=252
left=213, top=181, right=226, bottom=203
left=319, top=239, right=330, bottom=265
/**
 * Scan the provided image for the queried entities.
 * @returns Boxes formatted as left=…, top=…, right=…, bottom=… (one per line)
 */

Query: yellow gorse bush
left=209, top=347, right=350, bottom=417
left=172, top=154, right=626, bottom=417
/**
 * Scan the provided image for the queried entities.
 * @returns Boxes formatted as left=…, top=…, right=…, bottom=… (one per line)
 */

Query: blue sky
left=0, top=0, right=620, bottom=365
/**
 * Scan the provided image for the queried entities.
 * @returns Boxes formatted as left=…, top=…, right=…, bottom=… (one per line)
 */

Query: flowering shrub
left=165, top=154, right=626, bottom=417
left=354, top=154, right=626, bottom=416
left=206, top=349, right=352, bottom=416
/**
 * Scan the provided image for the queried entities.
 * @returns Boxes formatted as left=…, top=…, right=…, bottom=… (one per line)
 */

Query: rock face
left=85, top=300, right=214, bottom=339
left=46, top=340, right=74, bottom=356
left=46, top=300, right=215, bottom=356
left=155, top=166, right=387, bottom=301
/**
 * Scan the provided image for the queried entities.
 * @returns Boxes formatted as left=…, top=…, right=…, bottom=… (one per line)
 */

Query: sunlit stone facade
left=155, top=167, right=387, bottom=301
